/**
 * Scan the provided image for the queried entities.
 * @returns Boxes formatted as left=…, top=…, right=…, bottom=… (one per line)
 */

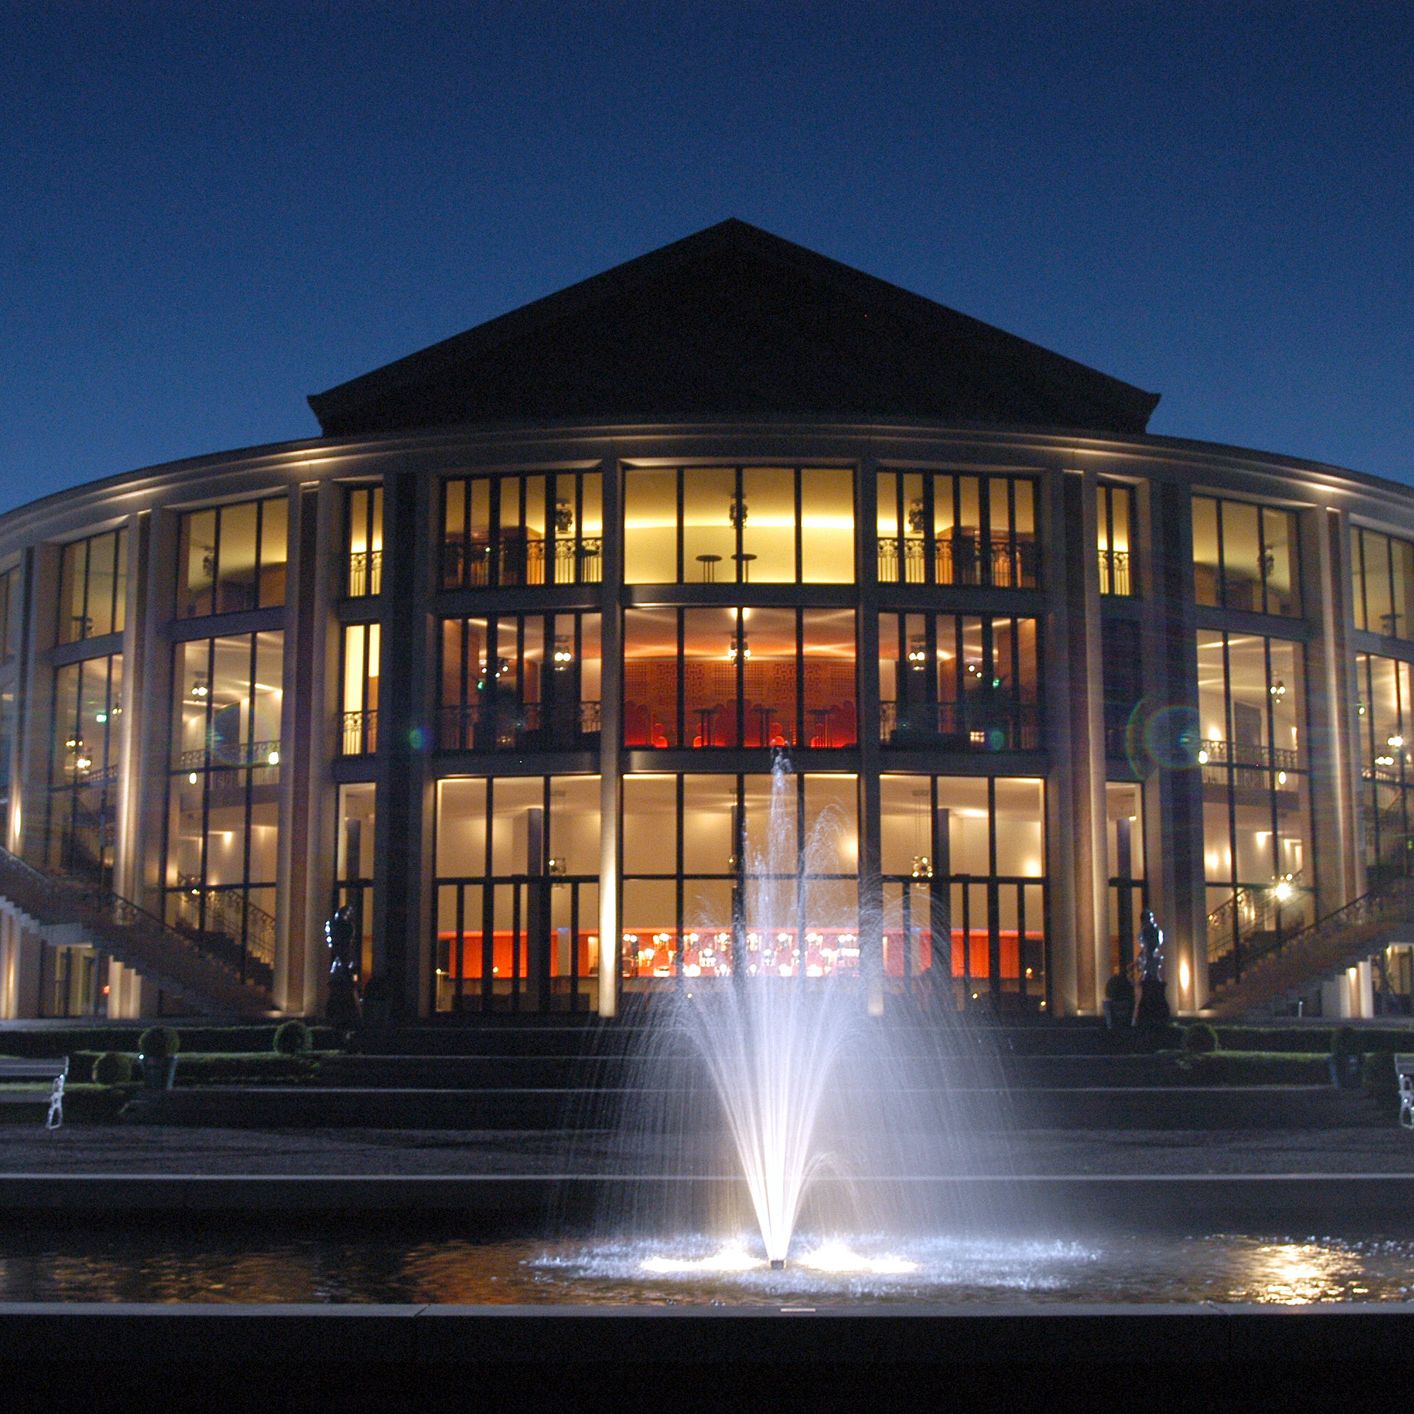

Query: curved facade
left=0, top=227, right=1408, bottom=1022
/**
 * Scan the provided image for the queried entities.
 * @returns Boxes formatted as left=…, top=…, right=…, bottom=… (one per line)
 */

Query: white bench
left=0, top=1057, right=68, bottom=1129
left=1395, top=1054, right=1414, bottom=1131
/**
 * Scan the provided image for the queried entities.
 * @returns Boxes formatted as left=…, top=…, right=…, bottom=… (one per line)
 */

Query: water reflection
left=0, top=1229, right=1412, bottom=1306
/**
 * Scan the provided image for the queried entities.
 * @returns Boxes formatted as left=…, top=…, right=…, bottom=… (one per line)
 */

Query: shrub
left=273, top=1020, right=312, bottom=1055
left=1184, top=1023, right=1219, bottom=1054
left=137, top=1026, right=180, bottom=1059
left=90, top=1051, right=134, bottom=1085
left=1330, top=1025, right=1361, bottom=1057
left=1364, top=1050, right=1400, bottom=1115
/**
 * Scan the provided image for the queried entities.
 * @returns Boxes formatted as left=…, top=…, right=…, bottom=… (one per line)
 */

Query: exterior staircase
left=0, top=847, right=276, bottom=1018
left=1206, top=874, right=1414, bottom=1018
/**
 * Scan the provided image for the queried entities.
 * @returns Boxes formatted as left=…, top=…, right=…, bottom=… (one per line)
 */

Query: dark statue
left=325, top=904, right=361, bottom=1028
left=1134, top=908, right=1171, bottom=1028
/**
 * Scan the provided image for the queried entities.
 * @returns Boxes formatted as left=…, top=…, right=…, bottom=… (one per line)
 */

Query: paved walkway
left=3, top=1122, right=1413, bottom=1176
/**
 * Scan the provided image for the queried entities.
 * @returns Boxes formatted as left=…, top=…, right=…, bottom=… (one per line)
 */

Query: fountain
left=592, top=755, right=1009, bottom=1277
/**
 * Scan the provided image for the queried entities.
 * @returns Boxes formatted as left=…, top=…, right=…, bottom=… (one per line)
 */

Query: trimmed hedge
left=1214, top=1025, right=1414, bottom=1054
left=0, top=1024, right=340, bottom=1059
left=1162, top=1051, right=1329, bottom=1084
left=72, top=1051, right=322, bottom=1085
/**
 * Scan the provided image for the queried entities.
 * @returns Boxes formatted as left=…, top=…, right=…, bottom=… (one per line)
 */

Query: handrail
left=0, top=845, right=272, bottom=1004
left=1211, top=873, right=1414, bottom=998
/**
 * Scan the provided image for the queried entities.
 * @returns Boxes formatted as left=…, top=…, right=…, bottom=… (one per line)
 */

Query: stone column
left=597, top=451, right=622, bottom=1018
left=1040, top=460, right=1079, bottom=1015
left=372, top=467, right=435, bottom=1022
left=855, top=456, right=884, bottom=1015
left=1306, top=506, right=1362, bottom=908
left=1143, top=478, right=1207, bottom=1010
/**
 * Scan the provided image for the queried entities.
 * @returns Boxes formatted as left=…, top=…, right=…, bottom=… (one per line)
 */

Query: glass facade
left=625, top=465, right=855, bottom=585
left=1196, top=631, right=1312, bottom=985
left=58, top=528, right=126, bottom=644
left=344, top=484, right=383, bottom=598
left=3, top=436, right=1398, bottom=1026
left=47, top=654, right=123, bottom=884
left=442, top=471, right=603, bottom=589
left=1097, top=480, right=1136, bottom=597
left=176, top=497, right=287, bottom=618
left=1351, top=527, right=1414, bottom=639
left=623, top=608, right=855, bottom=750
left=163, top=632, right=284, bottom=985
left=879, top=612, right=1040, bottom=751
left=877, top=470, right=1038, bottom=588
left=1192, top=495, right=1300, bottom=617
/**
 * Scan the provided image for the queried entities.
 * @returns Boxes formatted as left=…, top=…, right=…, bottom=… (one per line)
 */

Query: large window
left=340, top=623, right=380, bottom=756
left=878, top=774, right=1046, bottom=1010
left=0, top=567, right=18, bottom=663
left=176, top=498, right=288, bottom=618
left=1104, top=781, right=1146, bottom=977
left=1102, top=618, right=1143, bottom=761
left=1354, top=652, right=1414, bottom=884
left=47, top=654, right=122, bottom=884
left=1097, top=480, right=1136, bottom=597
left=438, top=612, right=601, bottom=751
left=334, top=782, right=376, bottom=979
left=1351, top=527, right=1414, bottom=640
left=344, top=484, right=383, bottom=598
left=1196, top=631, right=1311, bottom=984
left=58, top=528, right=126, bottom=644
left=620, top=772, right=859, bottom=985
left=433, top=775, right=601, bottom=1012
left=879, top=612, right=1040, bottom=751
left=623, top=608, right=857, bottom=749
left=441, top=471, right=603, bottom=590
left=624, top=465, right=855, bottom=585
left=876, top=470, right=1038, bottom=588
left=164, top=632, right=284, bottom=985
left=1191, top=495, right=1300, bottom=617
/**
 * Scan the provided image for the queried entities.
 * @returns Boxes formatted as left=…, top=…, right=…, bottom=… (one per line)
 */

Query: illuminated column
left=112, top=511, right=146, bottom=901
left=597, top=452, right=622, bottom=1017
left=373, top=467, right=436, bottom=1021
left=1041, top=457, right=1079, bottom=1015
left=1143, top=478, right=1206, bottom=1010
left=1305, top=505, right=1362, bottom=909
left=1060, top=464, right=1109, bottom=1012
left=856, top=455, right=884, bottom=1015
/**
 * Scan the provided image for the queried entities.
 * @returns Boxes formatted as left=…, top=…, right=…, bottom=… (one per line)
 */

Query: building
left=0, top=219, right=1409, bottom=1023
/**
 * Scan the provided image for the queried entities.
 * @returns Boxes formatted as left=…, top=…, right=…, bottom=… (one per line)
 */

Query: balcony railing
left=1206, top=870, right=1310, bottom=989
left=438, top=700, right=602, bottom=752
left=876, top=535, right=1040, bottom=589
left=1198, top=737, right=1301, bottom=791
left=340, top=710, right=378, bottom=756
left=880, top=700, right=1041, bottom=751
left=440, top=536, right=603, bottom=590
left=176, top=738, right=283, bottom=772
left=347, top=549, right=382, bottom=597
left=172, top=877, right=276, bottom=986
left=1098, top=548, right=1132, bottom=596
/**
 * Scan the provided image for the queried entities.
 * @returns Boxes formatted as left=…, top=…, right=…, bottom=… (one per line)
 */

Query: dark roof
left=308, top=219, right=1160, bottom=437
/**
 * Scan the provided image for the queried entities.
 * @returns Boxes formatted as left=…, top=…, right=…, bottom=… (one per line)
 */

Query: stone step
left=122, top=1083, right=1372, bottom=1132
left=313, top=1052, right=1195, bottom=1090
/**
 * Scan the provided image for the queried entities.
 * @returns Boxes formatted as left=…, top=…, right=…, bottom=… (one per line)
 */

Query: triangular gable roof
left=308, top=219, right=1160, bottom=437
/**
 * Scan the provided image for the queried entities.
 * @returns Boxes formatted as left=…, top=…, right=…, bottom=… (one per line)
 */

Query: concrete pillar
left=274, top=482, right=324, bottom=1015
left=597, top=451, right=622, bottom=1017
left=1143, top=478, right=1207, bottom=1011
left=1041, top=459, right=1079, bottom=1015
left=113, top=511, right=148, bottom=902
left=1061, top=467, right=1109, bottom=1013
left=855, top=456, right=884, bottom=1016
left=373, top=467, right=435, bottom=1022
left=1307, top=506, right=1362, bottom=908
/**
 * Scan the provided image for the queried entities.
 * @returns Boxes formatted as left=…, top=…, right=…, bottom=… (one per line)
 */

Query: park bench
left=0, top=1056, right=68, bottom=1129
left=1396, top=1055, right=1414, bottom=1131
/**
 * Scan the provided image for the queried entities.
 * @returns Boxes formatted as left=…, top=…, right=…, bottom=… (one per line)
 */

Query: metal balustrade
left=876, top=536, right=1040, bottom=588
left=879, top=700, right=1041, bottom=750
left=0, top=845, right=273, bottom=1015
left=438, top=700, right=602, bottom=751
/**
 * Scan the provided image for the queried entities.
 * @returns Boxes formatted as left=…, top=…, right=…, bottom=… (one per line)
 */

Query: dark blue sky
left=2, top=1, right=1409, bottom=512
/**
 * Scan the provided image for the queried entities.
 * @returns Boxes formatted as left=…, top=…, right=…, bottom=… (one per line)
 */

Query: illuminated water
left=4, top=1226, right=1414, bottom=1305
left=597, top=756, right=1008, bottom=1268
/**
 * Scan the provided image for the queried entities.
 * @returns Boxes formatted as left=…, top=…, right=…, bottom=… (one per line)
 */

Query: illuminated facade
left=0, top=221, right=1406, bottom=1021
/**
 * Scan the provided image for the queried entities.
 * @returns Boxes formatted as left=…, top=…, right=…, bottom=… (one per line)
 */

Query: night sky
left=2, top=1, right=1409, bottom=514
